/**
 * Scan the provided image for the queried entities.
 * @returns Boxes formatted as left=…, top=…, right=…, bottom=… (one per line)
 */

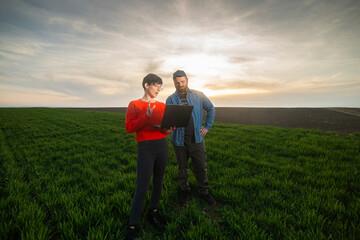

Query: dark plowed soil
left=212, top=108, right=360, bottom=134
left=66, top=107, right=360, bottom=134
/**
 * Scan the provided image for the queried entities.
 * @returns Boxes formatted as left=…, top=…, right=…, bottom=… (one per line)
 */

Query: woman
left=125, top=73, right=171, bottom=239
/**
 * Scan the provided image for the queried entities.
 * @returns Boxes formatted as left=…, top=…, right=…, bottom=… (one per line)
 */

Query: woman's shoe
left=127, top=225, right=139, bottom=240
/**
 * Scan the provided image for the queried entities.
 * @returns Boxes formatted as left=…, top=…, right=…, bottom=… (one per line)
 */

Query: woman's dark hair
left=142, top=73, right=163, bottom=89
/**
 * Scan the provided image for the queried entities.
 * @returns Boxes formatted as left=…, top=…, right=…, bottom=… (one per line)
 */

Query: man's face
left=173, top=76, right=188, bottom=93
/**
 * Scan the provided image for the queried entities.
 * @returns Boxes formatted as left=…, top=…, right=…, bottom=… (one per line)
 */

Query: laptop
left=153, top=104, right=194, bottom=129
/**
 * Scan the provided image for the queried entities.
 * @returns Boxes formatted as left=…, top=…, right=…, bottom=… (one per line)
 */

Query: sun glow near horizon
left=162, top=53, right=245, bottom=80
left=201, top=87, right=268, bottom=98
left=161, top=52, right=268, bottom=98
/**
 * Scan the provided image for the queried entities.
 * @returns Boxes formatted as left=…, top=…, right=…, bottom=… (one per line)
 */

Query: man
left=166, top=70, right=216, bottom=206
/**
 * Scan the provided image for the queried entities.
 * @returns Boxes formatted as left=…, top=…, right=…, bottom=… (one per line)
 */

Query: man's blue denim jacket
left=166, top=89, right=215, bottom=146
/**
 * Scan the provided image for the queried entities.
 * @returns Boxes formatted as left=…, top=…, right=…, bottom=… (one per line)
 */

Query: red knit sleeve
left=125, top=101, right=150, bottom=133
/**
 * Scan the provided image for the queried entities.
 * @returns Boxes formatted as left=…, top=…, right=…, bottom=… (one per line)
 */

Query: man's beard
left=178, top=86, right=188, bottom=94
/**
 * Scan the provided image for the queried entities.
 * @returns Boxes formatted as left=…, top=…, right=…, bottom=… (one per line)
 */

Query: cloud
left=0, top=37, right=42, bottom=57
left=204, top=78, right=281, bottom=91
left=228, top=57, right=257, bottom=64
left=144, top=59, right=165, bottom=73
left=0, top=84, right=83, bottom=107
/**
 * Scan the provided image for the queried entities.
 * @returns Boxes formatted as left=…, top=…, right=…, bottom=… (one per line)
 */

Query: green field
left=1, top=108, right=359, bottom=240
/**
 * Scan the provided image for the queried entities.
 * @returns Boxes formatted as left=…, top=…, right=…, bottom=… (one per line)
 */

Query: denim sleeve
left=202, top=93, right=215, bottom=131
left=166, top=95, right=173, bottom=104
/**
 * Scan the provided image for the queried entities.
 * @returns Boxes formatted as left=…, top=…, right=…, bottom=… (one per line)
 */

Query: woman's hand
left=147, top=101, right=156, bottom=117
left=164, top=126, right=176, bottom=133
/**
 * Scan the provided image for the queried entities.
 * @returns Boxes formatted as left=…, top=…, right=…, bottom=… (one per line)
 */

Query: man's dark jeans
left=173, top=137, right=209, bottom=195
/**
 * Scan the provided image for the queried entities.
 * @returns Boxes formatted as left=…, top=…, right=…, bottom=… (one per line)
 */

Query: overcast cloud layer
left=1, top=0, right=359, bottom=107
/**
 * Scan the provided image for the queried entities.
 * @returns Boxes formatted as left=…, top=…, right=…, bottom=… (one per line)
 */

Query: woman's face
left=145, top=83, right=162, bottom=98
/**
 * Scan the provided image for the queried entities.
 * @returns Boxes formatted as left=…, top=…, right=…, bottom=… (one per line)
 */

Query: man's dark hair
left=142, top=73, right=163, bottom=89
left=173, top=70, right=187, bottom=80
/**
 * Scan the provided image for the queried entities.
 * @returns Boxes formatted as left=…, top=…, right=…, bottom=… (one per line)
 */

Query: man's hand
left=147, top=101, right=156, bottom=117
left=200, top=127, right=208, bottom=137
left=164, top=126, right=176, bottom=132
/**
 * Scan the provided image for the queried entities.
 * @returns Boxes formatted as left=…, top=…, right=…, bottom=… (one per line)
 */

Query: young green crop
left=1, top=108, right=359, bottom=239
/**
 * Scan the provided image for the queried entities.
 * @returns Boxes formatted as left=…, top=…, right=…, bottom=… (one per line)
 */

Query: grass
left=0, top=108, right=359, bottom=239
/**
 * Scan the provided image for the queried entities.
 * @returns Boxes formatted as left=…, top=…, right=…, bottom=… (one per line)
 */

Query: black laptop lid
left=160, top=104, right=194, bottom=129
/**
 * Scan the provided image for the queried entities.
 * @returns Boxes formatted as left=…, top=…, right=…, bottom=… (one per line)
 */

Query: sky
left=0, top=0, right=359, bottom=108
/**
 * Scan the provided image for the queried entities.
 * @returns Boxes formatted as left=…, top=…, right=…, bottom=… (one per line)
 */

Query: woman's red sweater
left=125, top=99, right=170, bottom=142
